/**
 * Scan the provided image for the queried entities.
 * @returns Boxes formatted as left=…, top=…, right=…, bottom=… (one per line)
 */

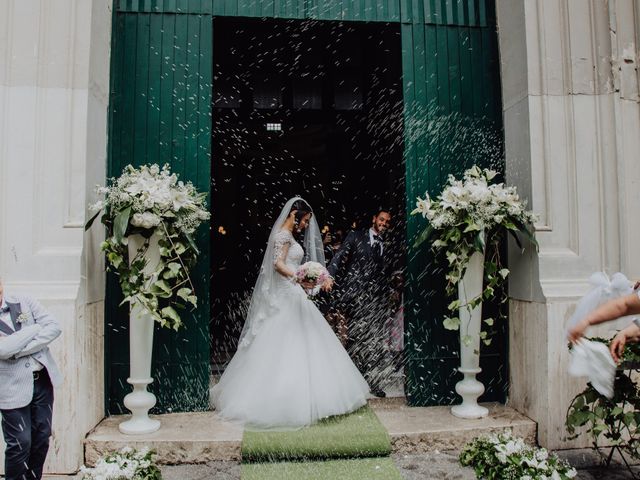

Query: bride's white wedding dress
left=211, top=228, right=370, bottom=430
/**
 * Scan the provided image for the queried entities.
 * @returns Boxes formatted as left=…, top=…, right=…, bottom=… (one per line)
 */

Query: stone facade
left=0, top=0, right=111, bottom=473
left=497, top=0, right=640, bottom=449
left=1, top=0, right=639, bottom=473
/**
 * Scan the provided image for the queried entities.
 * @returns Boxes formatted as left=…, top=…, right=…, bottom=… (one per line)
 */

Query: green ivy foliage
left=566, top=338, right=640, bottom=460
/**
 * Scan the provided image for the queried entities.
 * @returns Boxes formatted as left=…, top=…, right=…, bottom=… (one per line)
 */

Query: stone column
left=0, top=0, right=112, bottom=472
left=497, top=0, right=640, bottom=449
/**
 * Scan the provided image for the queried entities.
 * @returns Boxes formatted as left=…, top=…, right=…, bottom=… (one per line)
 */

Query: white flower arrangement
left=86, top=164, right=210, bottom=330
left=16, top=313, right=29, bottom=324
left=80, top=446, right=162, bottom=480
left=460, top=431, right=577, bottom=480
left=411, top=166, right=537, bottom=342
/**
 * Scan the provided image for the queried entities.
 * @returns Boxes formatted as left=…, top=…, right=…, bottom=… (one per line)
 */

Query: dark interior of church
left=210, top=18, right=405, bottom=367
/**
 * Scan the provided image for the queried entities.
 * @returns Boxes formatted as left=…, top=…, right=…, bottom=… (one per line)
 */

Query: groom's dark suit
left=328, top=229, right=390, bottom=391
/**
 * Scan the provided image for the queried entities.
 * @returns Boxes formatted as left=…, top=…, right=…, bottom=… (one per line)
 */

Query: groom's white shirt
left=368, top=228, right=383, bottom=255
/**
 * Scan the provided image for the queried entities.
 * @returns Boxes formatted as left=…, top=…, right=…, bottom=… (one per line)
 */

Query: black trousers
left=1, top=370, right=54, bottom=480
left=336, top=289, right=390, bottom=390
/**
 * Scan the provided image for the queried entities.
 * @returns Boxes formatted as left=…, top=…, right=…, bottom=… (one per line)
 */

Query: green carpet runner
left=241, top=406, right=402, bottom=479
left=242, top=458, right=402, bottom=480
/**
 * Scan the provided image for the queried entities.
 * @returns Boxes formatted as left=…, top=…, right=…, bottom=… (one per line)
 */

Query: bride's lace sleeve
left=273, top=230, right=292, bottom=265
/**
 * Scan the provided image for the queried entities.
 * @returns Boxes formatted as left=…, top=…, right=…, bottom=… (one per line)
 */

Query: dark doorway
left=210, top=18, right=405, bottom=379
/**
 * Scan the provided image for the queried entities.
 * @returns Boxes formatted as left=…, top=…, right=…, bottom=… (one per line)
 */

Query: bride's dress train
left=211, top=228, right=370, bottom=430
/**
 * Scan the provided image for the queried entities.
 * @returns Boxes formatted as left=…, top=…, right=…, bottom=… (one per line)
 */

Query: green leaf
left=174, top=242, right=187, bottom=255
left=113, top=206, right=131, bottom=244
left=184, top=232, right=200, bottom=255
left=177, top=287, right=192, bottom=301
left=507, top=230, right=524, bottom=251
left=161, top=306, right=181, bottom=325
left=107, top=252, right=123, bottom=269
left=448, top=299, right=461, bottom=311
left=153, top=280, right=171, bottom=295
left=162, top=262, right=182, bottom=279
left=443, top=316, right=460, bottom=330
left=413, top=225, right=434, bottom=248
left=461, top=335, right=473, bottom=346
left=474, top=230, right=486, bottom=252
left=513, top=219, right=539, bottom=250
left=84, top=210, right=101, bottom=231
left=484, top=318, right=494, bottom=326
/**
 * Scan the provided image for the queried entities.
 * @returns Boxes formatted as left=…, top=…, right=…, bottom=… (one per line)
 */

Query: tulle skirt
left=210, top=288, right=370, bottom=430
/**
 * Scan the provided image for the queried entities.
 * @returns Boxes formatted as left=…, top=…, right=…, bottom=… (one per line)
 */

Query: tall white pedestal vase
left=119, top=233, right=162, bottom=435
left=451, top=251, right=489, bottom=419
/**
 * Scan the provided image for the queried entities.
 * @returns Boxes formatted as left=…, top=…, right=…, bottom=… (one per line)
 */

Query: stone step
left=84, top=411, right=243, bottom=466
left=372, top=402, right=537, bottom=454
left=84, top=402, right=536, bottom=466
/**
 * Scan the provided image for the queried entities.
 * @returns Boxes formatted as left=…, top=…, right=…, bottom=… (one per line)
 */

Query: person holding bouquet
left=211, top=198, right=370, bottom=429
left=568, top=282, right=640, bottom=362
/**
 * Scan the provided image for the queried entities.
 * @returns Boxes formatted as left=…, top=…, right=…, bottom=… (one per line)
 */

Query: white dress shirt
left=369, top=228, right=383, bottom=255
left=0, top=300, right=13, bottom=331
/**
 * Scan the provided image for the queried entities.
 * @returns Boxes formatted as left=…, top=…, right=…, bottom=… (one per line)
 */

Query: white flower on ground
left=536, top=448, right=549, bottom=461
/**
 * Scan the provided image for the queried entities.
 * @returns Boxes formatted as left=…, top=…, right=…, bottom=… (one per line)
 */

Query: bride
left=210, top=197, right=370, bottom=429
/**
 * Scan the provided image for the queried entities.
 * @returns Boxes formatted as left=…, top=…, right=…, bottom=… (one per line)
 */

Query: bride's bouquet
left=295, top=261, right=330, bottom=295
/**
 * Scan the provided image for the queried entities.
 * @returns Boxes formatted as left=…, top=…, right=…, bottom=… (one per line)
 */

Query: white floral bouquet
left=86, top=164, right=210, bottom=330
left=88, top=163, right=210, bottom=235
left=80, top=446, right=162, bottom=480
left=295, top=261, right=330, bottom=292
left=460, top=431, right=577, bottom=480
left=412, top=166, right=537, bottom=234
left=411, top=166, right=537, bottom=341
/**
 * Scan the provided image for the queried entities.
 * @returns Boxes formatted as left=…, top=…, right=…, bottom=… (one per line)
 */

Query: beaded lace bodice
left=273, top=230, right=304, bottom=292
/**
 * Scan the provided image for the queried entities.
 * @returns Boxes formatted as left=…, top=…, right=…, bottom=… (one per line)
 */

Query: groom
left=328, top=209, right=392, bottom=397
left=0, top=277, right=62, bottom=480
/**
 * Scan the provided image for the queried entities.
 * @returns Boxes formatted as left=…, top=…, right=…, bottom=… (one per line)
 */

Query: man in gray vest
left=0, top=277, right=62, bottom=480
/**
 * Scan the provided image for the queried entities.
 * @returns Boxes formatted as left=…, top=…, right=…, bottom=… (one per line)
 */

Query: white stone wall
left=0, top=0, right=111, bottom=473
left=498, top=0, right=640, bottom=449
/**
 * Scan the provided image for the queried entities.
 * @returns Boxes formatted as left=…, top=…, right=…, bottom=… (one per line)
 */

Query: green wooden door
left=107, top=0, right=506, bottom=412
left=107, top=9, right=212, bottom=413
left=402, top=1, right=507, bottom=406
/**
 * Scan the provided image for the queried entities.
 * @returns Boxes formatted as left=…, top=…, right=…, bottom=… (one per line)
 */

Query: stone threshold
left=372, top=401, right=537, bottom=454
left=84, top=400, right=536, bottom=466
